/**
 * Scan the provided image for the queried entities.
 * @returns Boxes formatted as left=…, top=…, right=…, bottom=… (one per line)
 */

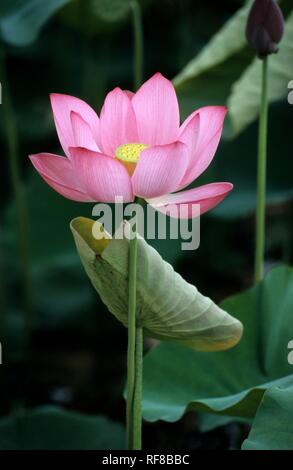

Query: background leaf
left=91, top=0, right=132, bottom=23
left=0, top=407, right=125, bottom=450
left=0, top=0, right=72, bottom=46
left=173, top=1, right=251, bottom=87
left=142, top=266, right=293, bottom=422
left=242, top=385, right=293, bottom=450
left=4, top=174, right=92, bottom=265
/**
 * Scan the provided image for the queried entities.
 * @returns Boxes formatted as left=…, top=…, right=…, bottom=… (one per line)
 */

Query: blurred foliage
left=174, top=0, right=252, bottom=87
left=0, top=406, right=125, bottom=449
left=242, top=385, right=293, bottom=450
left=0, top=0, right=72, bottom=46
left=92, top=0, right=133, bottom=23
left=142, top=267, right=293, bottom=421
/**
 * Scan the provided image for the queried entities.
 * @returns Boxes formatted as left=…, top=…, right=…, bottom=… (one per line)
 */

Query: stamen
left=115, top=143, right=148, bottom=175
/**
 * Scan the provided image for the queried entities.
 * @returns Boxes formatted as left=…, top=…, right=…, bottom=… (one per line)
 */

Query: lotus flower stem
left=254, top=57, right=268, bottom=283
left=126, top=2, right=144, bottom=449
left=126, top=223, right=141, bottom=449
left=0, top=50, right=32, bottom=326
left=131, top=0, right=144, bottom=91
left=133, top=325, right=143, bottom=446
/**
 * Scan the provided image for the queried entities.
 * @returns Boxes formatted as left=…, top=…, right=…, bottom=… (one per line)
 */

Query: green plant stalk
left=126, top=219, right=144, bottom=450
left=133, top=325, right=143, bottom=447
left=131, top=0, right=143, bottom=90
left=126, top=1, right=144, bottom=450
left=126, top=229, right=140, bottom=449
left=254, top=57, right=268, bottom=284
left=0, top=50, right=32, bottom=327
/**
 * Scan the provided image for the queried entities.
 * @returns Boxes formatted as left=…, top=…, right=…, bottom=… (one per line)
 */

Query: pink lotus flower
left=30, top=73, right=232, bottom=218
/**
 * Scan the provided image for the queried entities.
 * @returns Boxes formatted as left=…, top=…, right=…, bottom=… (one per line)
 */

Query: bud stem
left=254, top=57, right=268, bottom=283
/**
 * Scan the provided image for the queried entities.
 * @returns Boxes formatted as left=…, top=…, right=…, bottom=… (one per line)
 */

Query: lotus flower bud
left=246, top=0, right=284, bottom=58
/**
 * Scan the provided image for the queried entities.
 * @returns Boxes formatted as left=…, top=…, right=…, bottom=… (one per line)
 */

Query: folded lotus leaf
left=70, top=217, right=243, bottom=352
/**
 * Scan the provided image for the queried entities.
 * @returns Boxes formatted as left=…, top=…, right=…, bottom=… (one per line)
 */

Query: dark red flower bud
left=246, top=0, right=284, bottom=58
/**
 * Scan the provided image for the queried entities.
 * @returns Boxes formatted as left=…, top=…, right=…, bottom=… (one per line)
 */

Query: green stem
left=126, top=230, right=138, bottom=449
left=254, top=57, right=268, bottom=284
left=133, top=325, right=143, bottom=449
left=126, top=0, right=144, bottom=450
left=126, top=222, right=144, bottom=450
left=131, top=0, right=144, bottom=90
left=0, top=49, right=32, bottom=328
